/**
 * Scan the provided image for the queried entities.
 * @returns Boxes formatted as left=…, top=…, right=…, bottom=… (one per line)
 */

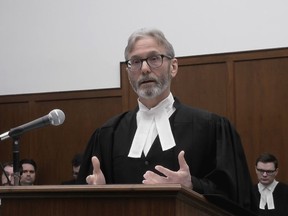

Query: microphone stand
left=12, top=137, right=20, bottom=186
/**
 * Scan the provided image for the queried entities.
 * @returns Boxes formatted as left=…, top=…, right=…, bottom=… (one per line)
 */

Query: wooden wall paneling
left=1, top=47, right=288, bottom=186
left=120, top=62, right=138, bottom=111
left=226, top=60, right=236, bottom=124
left=173, top=61, right=229, bottom=119
left=0, top=101, right=31, bottom=165
left=0, top=89, right=123, bottom=185
left=234, top=56, right=288, bottom=183
left=32, top=92, right=123, bottom=185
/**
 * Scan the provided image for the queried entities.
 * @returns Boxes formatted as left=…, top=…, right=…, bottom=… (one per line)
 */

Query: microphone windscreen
left=49, top=109, right=65, bottom=126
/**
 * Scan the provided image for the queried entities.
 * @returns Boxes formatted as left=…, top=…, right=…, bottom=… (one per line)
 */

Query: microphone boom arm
left=8, top=116, right=50, bottom=140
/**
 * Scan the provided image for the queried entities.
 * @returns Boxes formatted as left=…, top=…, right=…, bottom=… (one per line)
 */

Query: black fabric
left=77, top=98, right=257, bottom=212
left=204, top=194, right=258, bottom=216
left=254, top=182, right=288, bottom=216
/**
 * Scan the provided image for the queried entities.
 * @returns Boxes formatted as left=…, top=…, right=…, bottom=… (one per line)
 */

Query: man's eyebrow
left=129, top=51, right=161, bottom=59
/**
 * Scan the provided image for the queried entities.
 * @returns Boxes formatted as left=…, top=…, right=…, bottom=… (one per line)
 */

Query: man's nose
left=141, top=60, right=151, bottom=73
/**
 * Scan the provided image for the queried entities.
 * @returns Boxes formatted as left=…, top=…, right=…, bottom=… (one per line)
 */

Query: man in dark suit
left=19, top=159, right=37, bottom=185
left=62, top=153, right=83, bottom=185
left=77, top=28, right=256, bottom=212
left=254, top=153, right=288, bottom=215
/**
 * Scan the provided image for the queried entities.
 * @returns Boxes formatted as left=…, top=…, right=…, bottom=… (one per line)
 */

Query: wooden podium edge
left=0, top=184, right=234, bottom=216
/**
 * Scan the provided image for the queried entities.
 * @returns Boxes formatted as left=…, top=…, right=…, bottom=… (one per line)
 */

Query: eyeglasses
left=256, top=168, right=276, bottom=176
left=22, top=170, right=35, bottom=174
left=126, top=54, right=172, bottom=72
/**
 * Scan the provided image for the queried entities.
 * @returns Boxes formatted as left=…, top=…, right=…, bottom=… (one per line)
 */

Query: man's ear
left=170, top=58, right=178, bottom=78
left=275, top=168, right=279, bottom=176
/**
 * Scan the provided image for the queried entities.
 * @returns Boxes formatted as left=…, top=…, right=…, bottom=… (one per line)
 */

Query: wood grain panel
left=31, top=96, right=123, bottom=185
left=0, top=102, right=31, bottom=163
left=0, top=90, right=123, bottom=185
left=234, top=57, right=288, bottom=183
left=0, top=185, right=235, bottom=216
left=173, top=62, right=229, bottom=118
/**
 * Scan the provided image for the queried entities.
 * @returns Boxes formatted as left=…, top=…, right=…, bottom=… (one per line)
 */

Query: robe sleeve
left=76, top=112, right=128, bottom=184
left=192, top=116, right=257, bottom=211
left=76, top=129, right=99, bottom=184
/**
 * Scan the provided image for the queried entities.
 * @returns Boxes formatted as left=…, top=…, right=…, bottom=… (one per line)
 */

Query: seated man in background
left=254, top=153, right=288, bottom=216
left=62, top=153, right=83, bottom=185
left=1, top=162, right=14, bottom=186
left=19, top=159, right=37, bottom=185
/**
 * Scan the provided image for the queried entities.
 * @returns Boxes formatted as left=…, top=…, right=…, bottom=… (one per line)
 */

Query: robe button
left=144, top=161, right=149, bottom=165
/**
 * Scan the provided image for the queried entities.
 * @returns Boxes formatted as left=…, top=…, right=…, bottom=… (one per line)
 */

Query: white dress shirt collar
left=258, top=180, right=279, bottom=210
left=128, top=93, right=176, bottom=158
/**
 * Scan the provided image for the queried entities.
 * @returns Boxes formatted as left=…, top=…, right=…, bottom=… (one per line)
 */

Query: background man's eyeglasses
left=256, top=168, right=276, bottom=176
left=22, top=170, right=35, bottom=174
left=126, top=54, right=171, bottom=72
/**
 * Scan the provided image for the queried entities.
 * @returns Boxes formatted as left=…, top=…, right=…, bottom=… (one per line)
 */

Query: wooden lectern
left=0, top=184, right=249, bottom=216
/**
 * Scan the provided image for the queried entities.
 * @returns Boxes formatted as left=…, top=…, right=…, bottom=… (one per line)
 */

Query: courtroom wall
left=1, top=47, right=288, bottom=184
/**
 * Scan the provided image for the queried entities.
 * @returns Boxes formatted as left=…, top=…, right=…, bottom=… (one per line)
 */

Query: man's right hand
left=86, top=156, right=106, bottom=185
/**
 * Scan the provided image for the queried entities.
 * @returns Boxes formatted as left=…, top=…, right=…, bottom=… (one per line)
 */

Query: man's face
left=20, top=163, right=36, bottom=185
left=255, top=161, right=278, bottom=186
left=1, top=165, right=14, bottom=186
left=126, top=37, right=178, bottom=102
left=72, top=165, right=80, bottom=180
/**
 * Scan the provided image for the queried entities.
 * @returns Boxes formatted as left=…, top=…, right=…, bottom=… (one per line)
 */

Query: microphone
left=0, top=109, right=65, bottom=141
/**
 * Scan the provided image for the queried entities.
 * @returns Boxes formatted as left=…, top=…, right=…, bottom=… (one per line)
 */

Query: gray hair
left=124, top=28, right=175, bottom=60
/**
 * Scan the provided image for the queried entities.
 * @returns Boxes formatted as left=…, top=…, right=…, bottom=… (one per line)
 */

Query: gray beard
left=137, top=85, right=163, bottom=99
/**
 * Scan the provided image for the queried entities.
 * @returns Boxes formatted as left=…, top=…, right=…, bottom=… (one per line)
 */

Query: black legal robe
left=254, top=182, right=288, bottom=216
left=77, top=98, right=256, bottom=211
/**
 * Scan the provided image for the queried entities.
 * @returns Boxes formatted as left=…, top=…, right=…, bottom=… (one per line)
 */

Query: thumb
left=178, top=151, right=189, bottom=170
left=92, top=156, right=101, bottom=174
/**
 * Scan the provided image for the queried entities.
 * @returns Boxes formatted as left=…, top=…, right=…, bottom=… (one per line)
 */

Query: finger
left=143, top=171, right=156, bottom=184
left=155, top=165, right=174, bottom=178
left=143, top=170, right=165, bottom=183
left=86, top=175, right=96, bottom=185
left=142, top=177, right=157, bottom=184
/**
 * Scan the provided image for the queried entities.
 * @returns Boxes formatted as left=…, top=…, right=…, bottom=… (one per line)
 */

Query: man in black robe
left=254, top=153, right=288, bottom=215
left=77, top=28, right=256, bottom=212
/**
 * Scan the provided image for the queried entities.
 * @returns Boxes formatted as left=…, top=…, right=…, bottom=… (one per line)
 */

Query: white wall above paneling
left=1, top=0, right=287, bottom=95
